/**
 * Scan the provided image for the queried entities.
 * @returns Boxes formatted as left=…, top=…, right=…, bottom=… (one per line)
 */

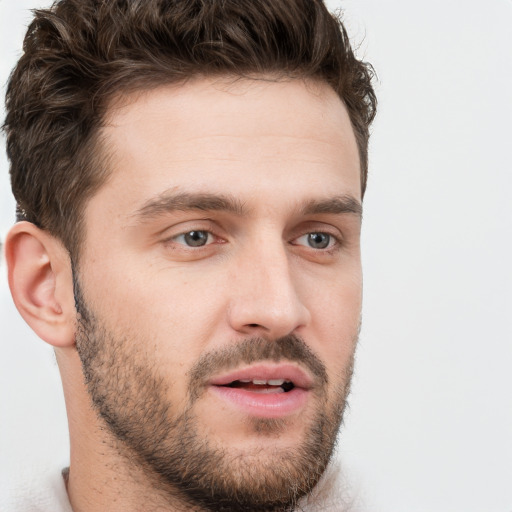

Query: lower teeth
left=254, top=386, right=285, bottom=394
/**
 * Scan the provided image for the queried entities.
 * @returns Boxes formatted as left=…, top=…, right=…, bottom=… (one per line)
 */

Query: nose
left=227, top=238, right=311, bottom=339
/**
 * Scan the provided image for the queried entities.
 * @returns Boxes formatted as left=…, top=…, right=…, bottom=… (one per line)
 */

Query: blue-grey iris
left=184, top=231, right=209, bottom=247
left=308, top=233, right=330, bottom=249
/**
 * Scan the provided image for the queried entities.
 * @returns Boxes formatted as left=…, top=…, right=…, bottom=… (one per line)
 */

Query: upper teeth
left=239, top=379, right=287, bottom=386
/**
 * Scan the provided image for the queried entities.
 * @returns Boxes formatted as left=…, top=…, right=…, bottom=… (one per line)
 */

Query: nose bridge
left=228, top=232, right=310, bottom=337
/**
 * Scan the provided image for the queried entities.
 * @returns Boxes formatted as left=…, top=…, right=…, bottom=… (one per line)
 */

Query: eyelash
left=173, top=230, right=213, bottom=245
left=292, top=232, right=340, bottom=251
left=166, top=229, right=342, bottom=253
left=164, top=229, right=223, bottom=250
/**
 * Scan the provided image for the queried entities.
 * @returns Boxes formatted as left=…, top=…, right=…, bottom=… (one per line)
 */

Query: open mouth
left=225, top=379, right=295, bottom=393
left=208, top=365, right=311, bottom=417
left=209, top=363, right=312, bottom=392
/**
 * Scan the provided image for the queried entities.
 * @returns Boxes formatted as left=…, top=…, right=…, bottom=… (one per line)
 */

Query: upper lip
left=209, top=363, right=314, bottom=390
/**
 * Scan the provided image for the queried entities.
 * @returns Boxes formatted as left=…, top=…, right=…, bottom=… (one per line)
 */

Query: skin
left=6, top=76, right=362, bottom=511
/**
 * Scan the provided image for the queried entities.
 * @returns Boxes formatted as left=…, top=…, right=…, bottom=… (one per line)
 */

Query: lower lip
left=209, top=386, right=309, bottom=418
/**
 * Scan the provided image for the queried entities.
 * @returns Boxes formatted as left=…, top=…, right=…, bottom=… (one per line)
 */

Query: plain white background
left=1, top=1, right=511, bottom=510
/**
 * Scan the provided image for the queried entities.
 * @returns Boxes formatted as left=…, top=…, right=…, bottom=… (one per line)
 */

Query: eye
left=173, top=230, right=213, bottom=247
left=294, top=232, right=336, bottom=250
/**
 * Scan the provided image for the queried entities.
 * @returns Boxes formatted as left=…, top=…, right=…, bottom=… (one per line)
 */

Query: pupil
left=184, top=231, right=208, bottom=247
left=308, top=233, right=329, bottom=249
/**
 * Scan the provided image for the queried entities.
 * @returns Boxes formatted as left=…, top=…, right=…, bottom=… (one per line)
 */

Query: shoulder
left=0, top=463, right=73, bottom=512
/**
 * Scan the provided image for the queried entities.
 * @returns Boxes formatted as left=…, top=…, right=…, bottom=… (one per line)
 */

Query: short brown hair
left=4, top=0, right=376, bottom=258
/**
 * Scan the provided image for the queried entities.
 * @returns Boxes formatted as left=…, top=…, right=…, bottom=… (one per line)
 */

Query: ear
left=5, top=221, right=76, bottom=347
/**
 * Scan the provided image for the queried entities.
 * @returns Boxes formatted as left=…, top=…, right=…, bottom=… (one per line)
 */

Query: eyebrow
left=133, top=191, right=247, bottom=221
left=132, top=191, right=362, bottom=223
left=301, top=195, right=362, bottom=217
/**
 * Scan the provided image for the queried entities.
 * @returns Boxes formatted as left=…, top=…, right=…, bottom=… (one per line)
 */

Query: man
left=3, top=0, right=376, bottom=510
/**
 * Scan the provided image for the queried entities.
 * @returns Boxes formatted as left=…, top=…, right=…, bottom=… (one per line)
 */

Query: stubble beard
left=73, top=276, right=356, bottom=512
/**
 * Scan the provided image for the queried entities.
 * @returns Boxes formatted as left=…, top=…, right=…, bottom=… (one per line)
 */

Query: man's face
left=75, top=77, right=362, bottom=511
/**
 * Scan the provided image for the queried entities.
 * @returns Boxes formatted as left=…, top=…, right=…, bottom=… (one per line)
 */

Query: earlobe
left=5, top=222, right=76, bottom=347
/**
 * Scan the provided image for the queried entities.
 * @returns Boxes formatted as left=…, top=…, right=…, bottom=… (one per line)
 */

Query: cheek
left=305, top=266, right=361, bottom=376
left=306, top=260, right=362, bottom=326
left=82, top=258, right=228, bottom=365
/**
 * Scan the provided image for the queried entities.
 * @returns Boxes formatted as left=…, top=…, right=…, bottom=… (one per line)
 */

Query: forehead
left=89, top=77, right=361, bottom=221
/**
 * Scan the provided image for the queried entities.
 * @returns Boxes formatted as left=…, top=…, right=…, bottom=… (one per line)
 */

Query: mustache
left=187, top=334, right=328, bottom=400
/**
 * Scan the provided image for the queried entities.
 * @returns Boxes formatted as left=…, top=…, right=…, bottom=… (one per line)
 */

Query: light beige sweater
left=2, top=461, right=362, bottom=512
